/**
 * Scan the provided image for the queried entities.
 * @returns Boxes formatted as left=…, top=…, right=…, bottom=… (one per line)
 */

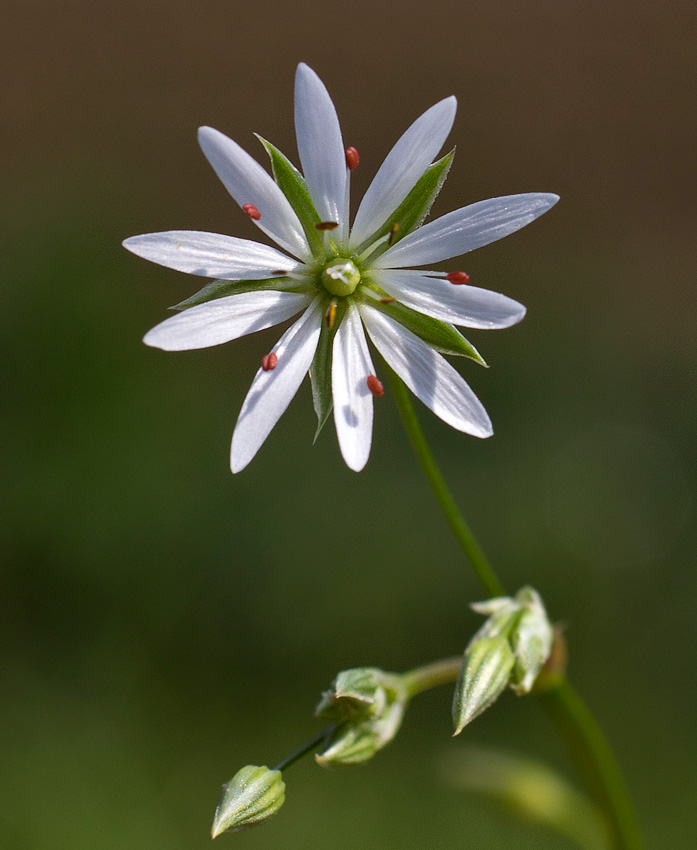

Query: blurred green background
left=2, top=1, right=696, bottom=847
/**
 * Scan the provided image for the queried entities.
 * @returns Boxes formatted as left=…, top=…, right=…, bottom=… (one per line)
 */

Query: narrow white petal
left=373, top=270, right=526, bottom=329
left=359, top=304, right=492, bottom=438
left=294, top=64, right=347, bottom=238
left=198, top=126, right=312, bottom=262
left=349, top=97, right=457, bottom=250
left=374, top=194, right=560, bottom=268
left=123, top=231, right=302, bottom=280
left=332, top=303, right=374, bottom=472
left=143, top=291, right=311, bottom=351
left=231, top=300, right=322, bottom=472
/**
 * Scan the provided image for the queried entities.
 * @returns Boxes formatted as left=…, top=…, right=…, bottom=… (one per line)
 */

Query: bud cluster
left=314, top=667, right=410, bottom=767
left=453, top=586, right=553, bottom=735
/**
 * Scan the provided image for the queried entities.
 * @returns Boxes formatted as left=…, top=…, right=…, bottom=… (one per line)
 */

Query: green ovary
left=321, top=259, right=361, bottom=297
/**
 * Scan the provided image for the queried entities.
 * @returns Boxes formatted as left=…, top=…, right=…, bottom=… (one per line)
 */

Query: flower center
left=321, top=259, right=361, bottom=297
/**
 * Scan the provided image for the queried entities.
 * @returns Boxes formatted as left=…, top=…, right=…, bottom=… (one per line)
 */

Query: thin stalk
left=386, top=369, right=504, bottom=598
left=273, top=726, right=336, bottom=772
left=404, top=656, right=463, bottom=697
left=386, top=369, right=643, bottom=850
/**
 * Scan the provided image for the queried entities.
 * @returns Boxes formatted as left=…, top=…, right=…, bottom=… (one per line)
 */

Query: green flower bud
left=315, top=667, right=409, bottom=767
left=211, top=765, right=285, bottom=838
left=452, top=635, right=516, bottom=735
left=509, top=587, right=554, bottom=695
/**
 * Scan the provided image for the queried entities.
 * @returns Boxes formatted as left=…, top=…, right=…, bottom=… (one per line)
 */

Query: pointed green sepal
left=309, top=299, right=347, bottom=441
left=211, top=765, right=285, bottom=837
left=365, top=295, right=487, bottom=364
left=509, top=588, right=554, bottom=695
left=170, top=276, right=305, bottom=311
left=354, top=150, right=454, bottom=259
left=452, top=636, right=515, bottom=735
left=257, top=135, right=326, bottom=261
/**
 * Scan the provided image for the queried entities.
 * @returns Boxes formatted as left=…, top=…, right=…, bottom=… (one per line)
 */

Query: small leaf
left=354, top=150, right=454, bottom=259
left=257, top=136, right=325, bottom=261
left=365, top=295, right=486, bottom=364
left=309, top=299, right=347, bottom=441
left=170, top=277, right=306, bottom=311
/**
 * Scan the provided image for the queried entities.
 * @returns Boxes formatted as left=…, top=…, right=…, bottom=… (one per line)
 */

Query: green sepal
left=354, top=150, right=454, bottom=260
left=256, top=135, right=326, bottom=261
left=170, top=277, right=306, bottom=311
left=365, top=295, right=487, bottom=365
left=309, top=299, right=347, bottom=442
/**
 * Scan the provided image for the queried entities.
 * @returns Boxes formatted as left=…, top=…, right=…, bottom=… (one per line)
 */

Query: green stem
left=386, top=369, right=504, bottom=598
left=404, top=656, right=463, bottom=697
left=273, top=726, right=336, bottom=772
left=387, top=369, right=643, bottom=850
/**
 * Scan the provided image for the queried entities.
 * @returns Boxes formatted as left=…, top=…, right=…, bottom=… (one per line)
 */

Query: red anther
left=446, top=271, right=470, bottom=285
left=270, top=270, right=288, bottom=277
left=366, top=375, right=384, bottom=397
left=345, top=146, right=360, bottom=170
left=242, top=203, right=261, bottom=220
left=379, top=296, right=396, bottom=304
left=315, top=221, right=339, bottom=231
left=261, top=352, right=278, bottom=371
left=388, top=222, right=399, bottom=245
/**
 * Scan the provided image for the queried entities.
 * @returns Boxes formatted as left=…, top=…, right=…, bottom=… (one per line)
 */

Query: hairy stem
left=386, top=369, right=643, bottom=850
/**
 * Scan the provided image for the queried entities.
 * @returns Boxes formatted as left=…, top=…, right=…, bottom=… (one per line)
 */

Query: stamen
left=366, top=375, right=384, bottom=397
left=261, top=352, right=278, bottom=371
left=446, top=271, right=470, bottom=285
left=315, top=221, right=339, bottom=231
left=388, top=223, right=399, bottom=245
left=325, top=302, right=337, bottom=330
left=270, top=270, right=289, bottom=277
left=242, top=203, right=261, bottom=220
left=345, top=147, right=360, bottom=171
left=379, top=296, right=396, bottom=304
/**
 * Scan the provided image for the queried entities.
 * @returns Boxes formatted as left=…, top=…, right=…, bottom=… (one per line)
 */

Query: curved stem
left=387, top=369, right=643, bottom=850
left=404, top=656, right=463, bottom=697
left=386, top=369, right=504, bottom=597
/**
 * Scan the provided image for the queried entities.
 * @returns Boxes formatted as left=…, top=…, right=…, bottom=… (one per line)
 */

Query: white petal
left=373, top=270, right=526, bottom=329
left=374, top=194, right=560, bottom=268
left=332, top=303, right=374, bottom=472
left=123, top=231, right=302, bottom=280
left=230, top=300, right=322, bottom=472
left=359, top=304, right=492, bottom=438
left=198, top=126, right=312, bottom=262
left=294, top=64, right=347, bottom=239
left=143, top=291, right=312, bottom=351
left=349, top=97, right=457, bottom=251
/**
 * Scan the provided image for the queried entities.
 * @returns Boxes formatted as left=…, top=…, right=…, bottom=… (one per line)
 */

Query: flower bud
left=211, top=765, right=285, bottom=838
left=452, top=635, right=516, bottom=735
left=509, top=587, right=554, bottom=695
left=314, top=667, right=409, bottom=767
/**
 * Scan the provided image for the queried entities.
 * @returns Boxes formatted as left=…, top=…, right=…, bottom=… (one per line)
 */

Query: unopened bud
left=315, top=667, right=409, bottom=767
left=211, top=765, right=285, bottom=838
left=467, top=586, right=554, bottom=699
left=453, top=636, right=515, bottom=735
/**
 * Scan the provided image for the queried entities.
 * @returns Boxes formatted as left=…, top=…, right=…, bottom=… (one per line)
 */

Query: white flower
left=124, top=63, right=558, bottom=473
